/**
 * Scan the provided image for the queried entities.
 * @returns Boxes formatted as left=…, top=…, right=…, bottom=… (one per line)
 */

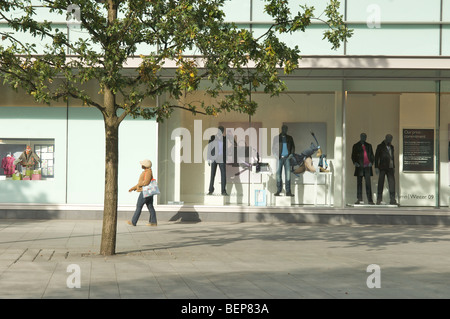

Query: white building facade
left=0, top=0, right=449, bottom=217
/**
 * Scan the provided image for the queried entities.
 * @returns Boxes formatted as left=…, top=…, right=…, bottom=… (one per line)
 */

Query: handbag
left=142, top=179, right=160, bottom=198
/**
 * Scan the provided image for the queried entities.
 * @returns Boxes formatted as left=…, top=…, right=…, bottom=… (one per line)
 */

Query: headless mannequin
left=275, top=125, right=295, bottom=196
left=207, top=126, right=227, bottom=195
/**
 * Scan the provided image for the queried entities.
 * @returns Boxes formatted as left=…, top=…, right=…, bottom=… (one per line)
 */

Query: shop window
left=345, top=83, right=438, bottom=207
left=0, top=139, right=55, bottom=180
left=158, top=87, right=341, bottom=207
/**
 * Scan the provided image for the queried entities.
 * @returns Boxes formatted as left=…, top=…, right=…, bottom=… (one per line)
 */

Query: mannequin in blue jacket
left=274, top=125, right=295, bottom=196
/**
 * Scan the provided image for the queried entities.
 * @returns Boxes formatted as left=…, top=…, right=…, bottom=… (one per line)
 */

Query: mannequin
left=207, top=126, right=227, bottom=195
left=351, top=133, right=375, bottom=205
left=375, top=134, right=396, bottom=205
left=15, top=145, right=40, bottom=172
left=291, top=131, right=321, bottom=175
left=274, top=125, right=295, bottom=196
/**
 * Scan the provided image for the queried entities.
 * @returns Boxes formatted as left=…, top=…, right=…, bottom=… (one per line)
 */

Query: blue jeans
left=276, top=157, right=291, bottom=193
left=131, top=192, right=157, bottom=225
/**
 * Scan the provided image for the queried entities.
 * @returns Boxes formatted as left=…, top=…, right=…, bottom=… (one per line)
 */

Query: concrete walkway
left=0, top=219, right=449, bottom=301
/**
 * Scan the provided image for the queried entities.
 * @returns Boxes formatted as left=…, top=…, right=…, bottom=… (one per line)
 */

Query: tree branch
left=168, top=104, right=208, bottom=116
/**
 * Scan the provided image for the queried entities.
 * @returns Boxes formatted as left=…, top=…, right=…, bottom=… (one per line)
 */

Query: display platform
left=274, top=195, right=293, bottom=206
left=204, top=194, right=229, bottom=205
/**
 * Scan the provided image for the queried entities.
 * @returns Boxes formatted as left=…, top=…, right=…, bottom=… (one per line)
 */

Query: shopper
left=127, top=159, right=157, bottom=226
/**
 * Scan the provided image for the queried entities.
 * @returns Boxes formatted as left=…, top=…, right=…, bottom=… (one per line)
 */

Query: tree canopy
left=0, top=0, right=352, bottom=122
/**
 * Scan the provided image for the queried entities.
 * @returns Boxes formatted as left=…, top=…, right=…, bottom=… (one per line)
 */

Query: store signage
left=402, top=128, right=434, bottom=172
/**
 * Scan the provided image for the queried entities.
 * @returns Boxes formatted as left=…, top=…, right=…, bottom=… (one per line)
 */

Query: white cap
left=140, top=159, right=152, bottom=168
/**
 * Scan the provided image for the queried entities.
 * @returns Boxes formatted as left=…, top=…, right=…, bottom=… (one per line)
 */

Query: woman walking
left=127, top=159, right=157, bottom=226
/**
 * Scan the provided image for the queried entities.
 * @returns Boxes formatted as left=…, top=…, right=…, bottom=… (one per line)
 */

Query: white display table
left=313, top=171, right=333, bottom=206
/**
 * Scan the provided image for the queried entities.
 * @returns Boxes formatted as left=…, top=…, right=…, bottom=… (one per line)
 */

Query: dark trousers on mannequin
left=209, top=161, right=226, bottom=194
left=357, top=168, right=373, bottom=203
left=377, top=168, right=396, bottom=204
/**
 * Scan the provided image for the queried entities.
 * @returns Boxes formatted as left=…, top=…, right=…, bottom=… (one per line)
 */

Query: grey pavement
left=0, top=218, right=450, bottom=300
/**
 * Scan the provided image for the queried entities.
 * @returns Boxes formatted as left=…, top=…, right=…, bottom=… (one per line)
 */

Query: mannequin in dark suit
left=351, top=133, right=375, bottom=205
left=375, top=134, right=396, bottom=205
left=207, top=126, right=227, bottom=195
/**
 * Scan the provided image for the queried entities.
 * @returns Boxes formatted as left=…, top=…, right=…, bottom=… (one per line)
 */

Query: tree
left=0, top=0, right=352, bottom=255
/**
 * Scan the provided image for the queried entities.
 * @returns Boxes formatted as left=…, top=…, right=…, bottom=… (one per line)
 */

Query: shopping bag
left=12, top=172, right=22, bottom=180
left=142, top=179, right=160, bottom=198
left=32, top=169, right=41, bottom=180
left=254, top=189, right=267, bottom=206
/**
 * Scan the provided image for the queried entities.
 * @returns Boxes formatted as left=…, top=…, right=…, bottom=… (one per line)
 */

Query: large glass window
left=158, top=79, right=343, bottom=207
left=250, top=80, right=342, bottom=207
left=440, top=81, right=450, bottom=207
left=345, top=80, right=439, bottom=207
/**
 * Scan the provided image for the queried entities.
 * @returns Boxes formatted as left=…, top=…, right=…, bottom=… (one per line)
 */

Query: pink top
left=362, top=145, right=370, bottom=167
left=1, top=156, right=16, bottom=175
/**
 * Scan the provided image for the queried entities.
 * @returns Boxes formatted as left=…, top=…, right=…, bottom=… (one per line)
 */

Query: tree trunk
left=100, top=1, right=121, bottom=256
left=100, top=88, right=120, bottom=256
